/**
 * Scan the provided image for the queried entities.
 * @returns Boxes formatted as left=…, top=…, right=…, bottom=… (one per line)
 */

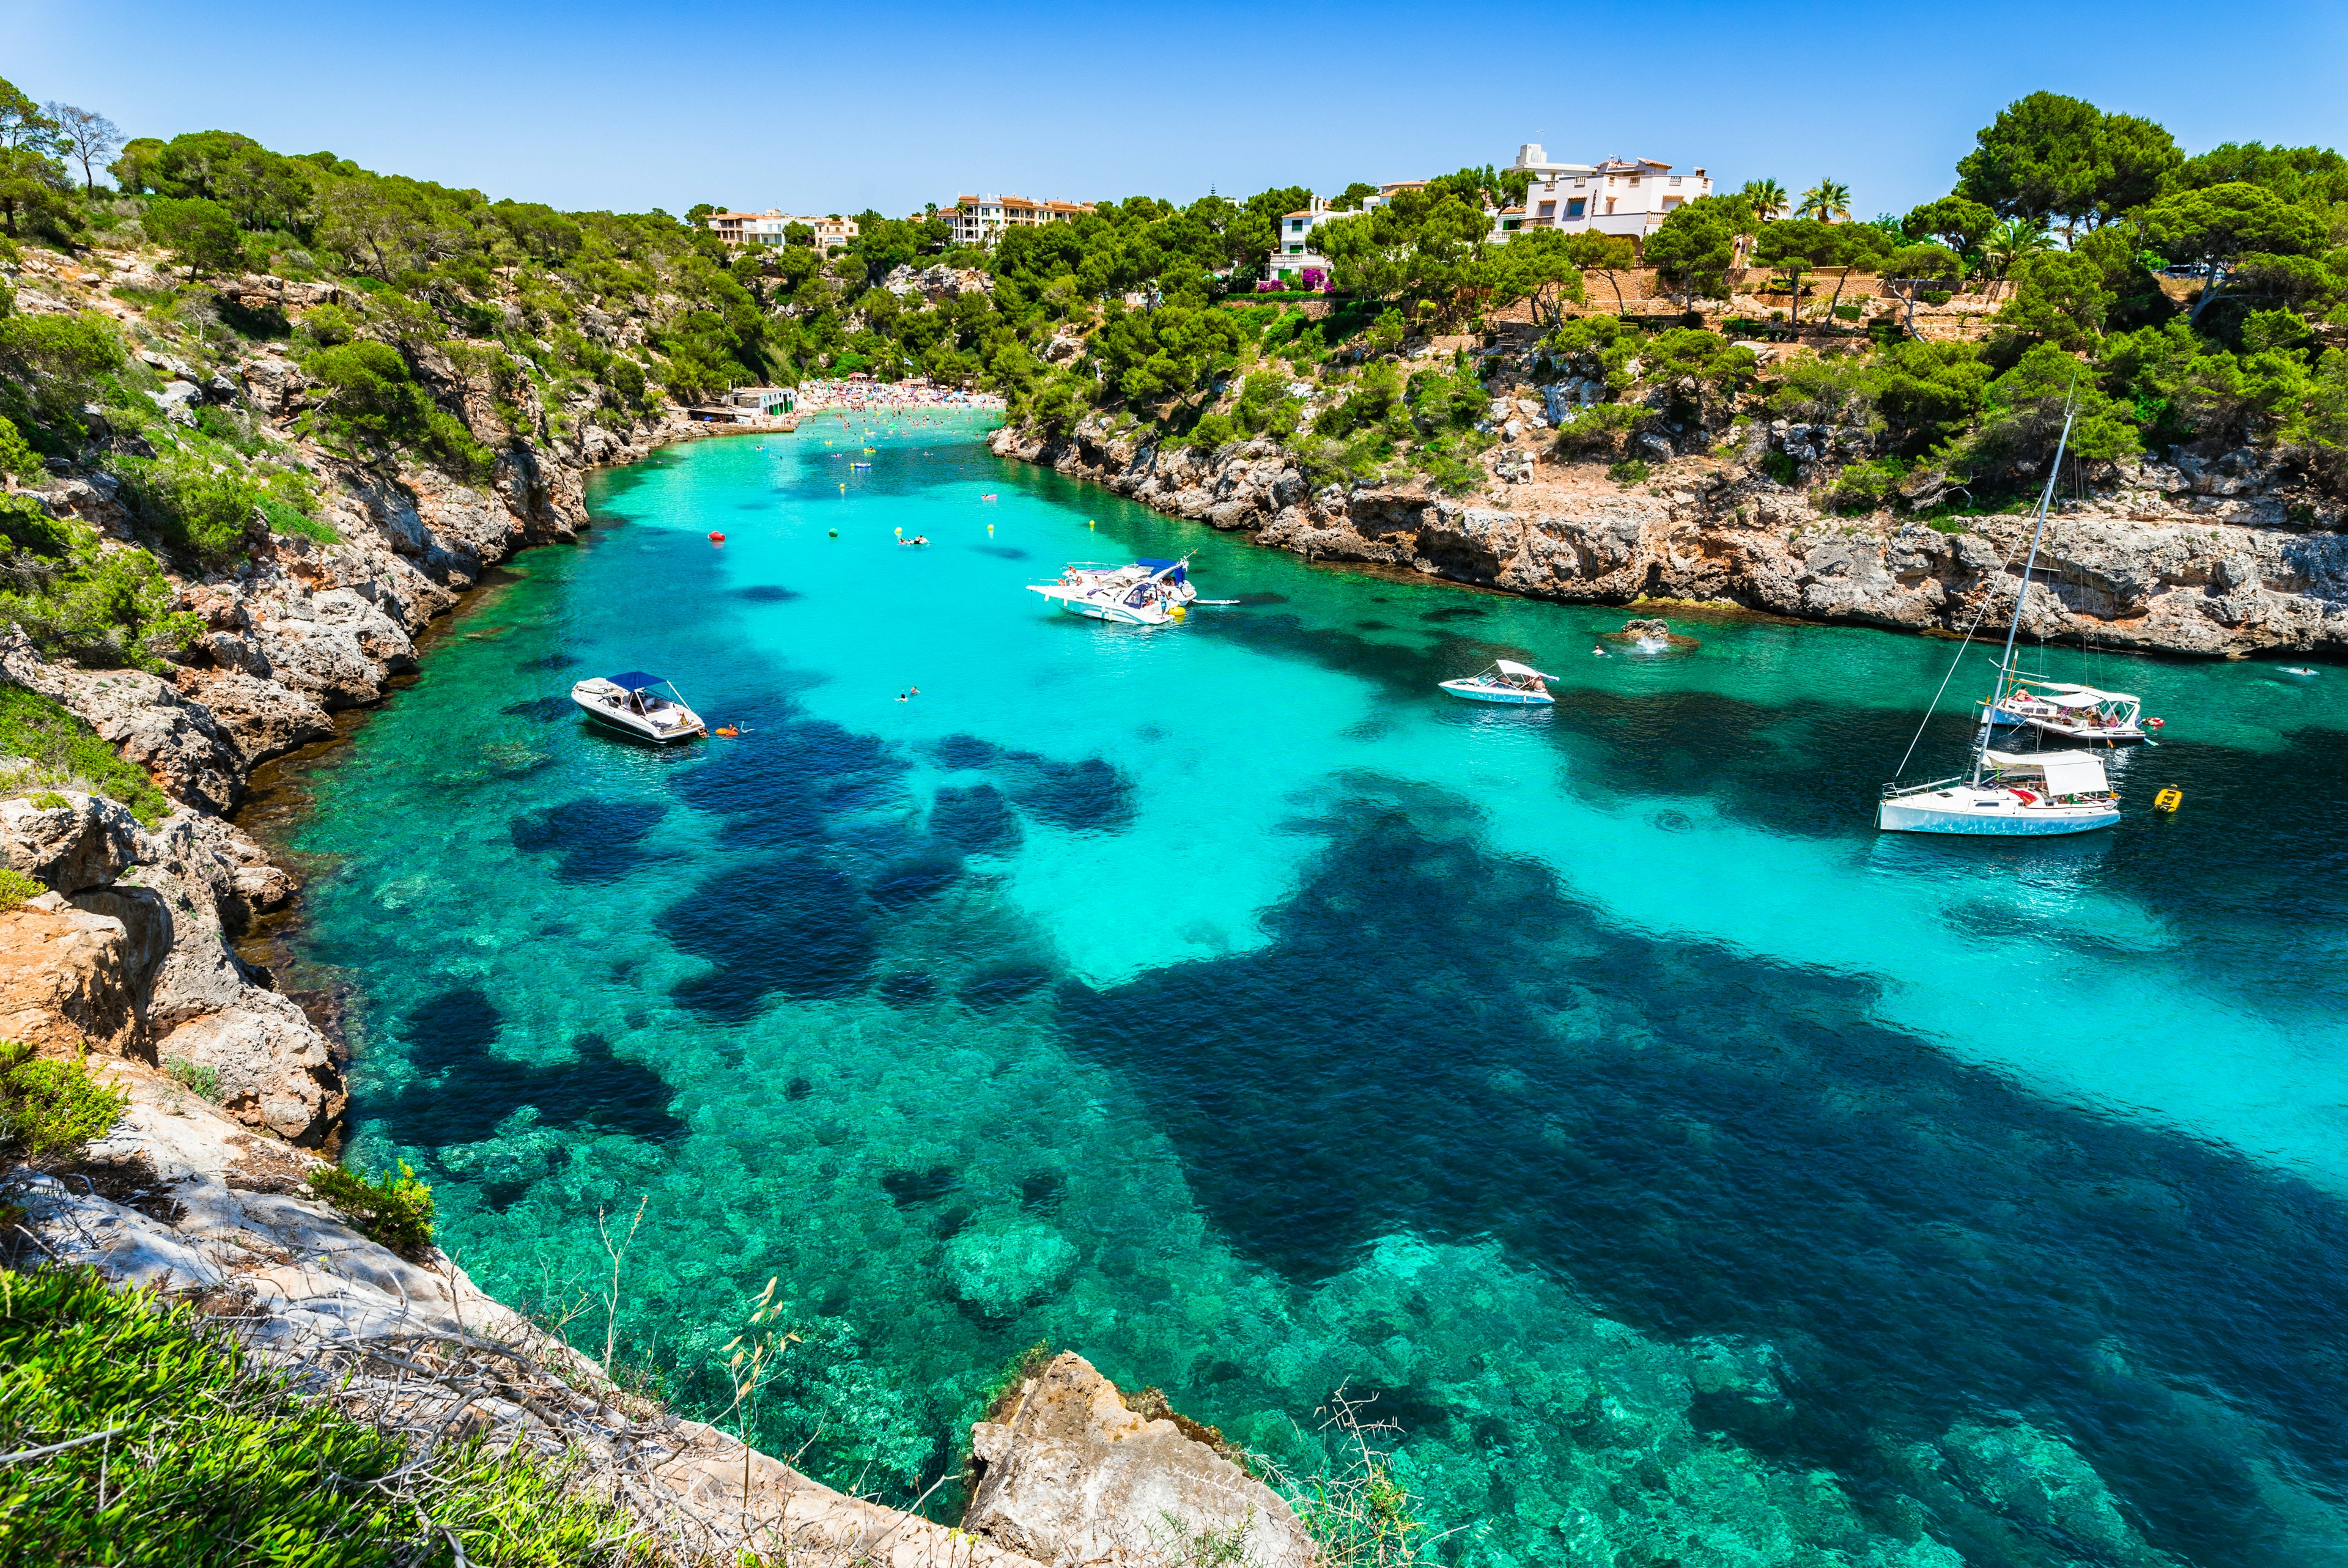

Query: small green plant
left=26, top=790, right=68, bottom=811
left=977, top=1339, right=1056, bottom=1426
left=306, top=1160, right=436, bottom=1256
left=163, top=1056, right=222, bottom=1101
left=0, top=1267, right=638, bottom=1564
left=1761, top=451, right=1801, bottom=485
left=1274, top=1386, right=1443, bottom=1567
left=1921, top=290, right=1954, bottom=306
left=0, top=869, right=44, bottom=911
left=1608, top=458, right=1650, bottom=485
left=0, top=1040, right=127, bottom=1169
left=1927, top=516, right=1971, bottom=534
left=0, top=685, right=173, bottom=826
left=1833, top=304, right=1864, bottom=321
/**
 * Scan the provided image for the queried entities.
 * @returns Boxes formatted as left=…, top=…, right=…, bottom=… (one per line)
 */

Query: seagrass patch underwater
left=271, top=413, right=2348, bottom=1566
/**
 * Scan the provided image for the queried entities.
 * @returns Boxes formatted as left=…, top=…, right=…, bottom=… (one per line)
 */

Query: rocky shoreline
left=4, top=250, right=1312, bottom=1561
left=991, top=416, right=2348, bottom=659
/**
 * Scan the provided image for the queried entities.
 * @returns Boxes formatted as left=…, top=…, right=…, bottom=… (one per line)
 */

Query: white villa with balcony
left=706, top=211, right=860, bottom=249
left=945, top=194, right=1095, bottom=249
left=1505, top=145, right=1712, bottom=247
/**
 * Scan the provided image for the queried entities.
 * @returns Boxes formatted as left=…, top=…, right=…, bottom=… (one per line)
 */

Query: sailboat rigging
left=1877, top=387, right=2122, bottom=836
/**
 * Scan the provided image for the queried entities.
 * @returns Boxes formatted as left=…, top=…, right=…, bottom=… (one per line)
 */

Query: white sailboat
left=1877, top=391, right=2121, bottom=837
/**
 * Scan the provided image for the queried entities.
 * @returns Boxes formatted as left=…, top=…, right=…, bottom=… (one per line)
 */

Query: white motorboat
left=1878, top=388, right=2121, bottom=837
left=570, top=671, right=707, bottom=744
left=1980, top=680, right=2150, bottom=743
left=1877, top=750, right=2120, bottom=834
left=1027, top=558, right=1198, bottom=626
left=1439, top=660, right=1556, bottom=705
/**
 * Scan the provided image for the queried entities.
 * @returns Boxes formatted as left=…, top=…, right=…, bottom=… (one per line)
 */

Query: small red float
left=2144, top=716, right=2165, bottom=729
left=708, top=531, right=726, bottom=544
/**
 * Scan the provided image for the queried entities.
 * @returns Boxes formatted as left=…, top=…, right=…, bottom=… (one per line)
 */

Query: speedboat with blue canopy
left=1027, top=556, right=1200, bottom=625
left=1439, top=660, right=1556, bottom=705
left=570, top=671, right=707, bottom=744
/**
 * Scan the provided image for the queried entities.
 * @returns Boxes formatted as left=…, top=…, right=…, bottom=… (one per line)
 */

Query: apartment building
left=705, top=210, right=860, bottom=249
left=1505, top=145, right=1711, bottom=243
left=945, top=194, right=1095, bottom=249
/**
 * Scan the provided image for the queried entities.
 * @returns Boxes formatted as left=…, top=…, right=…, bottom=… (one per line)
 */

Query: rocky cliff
left=1, top=245, right=1321, bottom=1566
left=992, top=416, right=2348, bottom=658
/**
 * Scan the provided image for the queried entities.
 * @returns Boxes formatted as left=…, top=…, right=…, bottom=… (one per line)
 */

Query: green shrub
left=1608, top=458, right=1652, bottom=485
left=0, top=1041, right=126, bottom=1169
left=0, top=1267, right=637, bottom=1566
left=0, top=869, right=44, bottom=911
left=307, top=1160, right=437, bottom=1256
left=25, top=791, right=68, bottom=811
left=0, top=685, right=172, bottom=825
left=1833, top=304, right=1864, bottom=322
left=1826, top=457, right=1913, bottom=513
left=1922, top=290, right=1954, bottom=306
left=113, top=457, right=256, bottom=568
left=303, top=340, right=495, bottom=480
left=1761, top=451, right=1801, bottom=484
left=1549, top=400, right=1642, bottom=457
left=163, top=1056, right=222, bottom=1101
left=0, top=532, right=204, bottom=675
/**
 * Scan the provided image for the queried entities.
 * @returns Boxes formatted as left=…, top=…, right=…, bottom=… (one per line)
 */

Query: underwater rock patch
left=943, top=1221, right=1079, bottom=1316
left=931, top=784, right=1021, bottom=854
left=509, top=797, right=666, bottom=884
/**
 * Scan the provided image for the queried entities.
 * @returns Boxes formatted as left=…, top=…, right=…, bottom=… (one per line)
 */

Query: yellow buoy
left=2154, top=787, right=2183, bottom=812
left=1170, top=605, right=1187, bottom=620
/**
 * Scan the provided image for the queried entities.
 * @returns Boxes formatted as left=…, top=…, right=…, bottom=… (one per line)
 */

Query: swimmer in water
left=1592, top=644, right=1608, bottom=657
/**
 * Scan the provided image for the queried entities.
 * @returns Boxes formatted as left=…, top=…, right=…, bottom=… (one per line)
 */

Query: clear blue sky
left=7, top=0, right=2344, bottom=221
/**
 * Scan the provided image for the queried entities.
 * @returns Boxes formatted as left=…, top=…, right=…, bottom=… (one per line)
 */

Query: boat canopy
left=2022, top=681, right=2141, bottom=705
left=1494, top=659, right=1556, bottom=680
left=2019, top=688, right=2103, bottom=709
left=607, top=671, right=665, bottom=691
left=1138, top=558, right=1187, bottom=584
left=1984, top=749, right=2110, bottom=795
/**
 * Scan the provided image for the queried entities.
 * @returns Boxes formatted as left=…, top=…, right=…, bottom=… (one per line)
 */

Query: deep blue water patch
left=509, top=797, right=667, bottom=884
left=378, top=988, right=682, bottom=1144
left=1057, top=787, right=2348, bottom=1565
left=733, top=584, right=802, bottom=603
left=500, top=695, right=575, bottom=722
left=659, top=856, right=877, bottom=1016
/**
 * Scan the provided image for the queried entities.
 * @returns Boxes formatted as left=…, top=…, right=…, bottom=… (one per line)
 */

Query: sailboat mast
left=1971, top=389, right=2080, bottom=786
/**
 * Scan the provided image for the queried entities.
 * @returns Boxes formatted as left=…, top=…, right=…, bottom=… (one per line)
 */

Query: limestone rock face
left=965, top=1352, right=1317, bottom=1568
left=994, top=418, right=2348, bottom=658
left=0, top=791, right=140, bottom=893
left=156, top=991, right=343, bottom=1144
left=0, top=898, right=140, bottom=1054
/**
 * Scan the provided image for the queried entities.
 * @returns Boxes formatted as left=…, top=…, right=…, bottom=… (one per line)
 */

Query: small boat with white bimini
left=570, top=671, right=707, bottom=744
left=1980, top=679, right=2152, bottom=743
left=1439, top=660, right=1556, bottom=705
left=1878, top=386, right=2121, bottom=836
left=1027, top=558, right=1200, bottom=626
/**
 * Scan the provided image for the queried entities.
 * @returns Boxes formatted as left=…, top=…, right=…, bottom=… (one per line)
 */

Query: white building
left=1504, top=145, right=1712, bottom=246
left=945, top=194, right=1095, bottom=249
left=1271, top=197, right=1343, bottom=279
left=706, top=211, right=860, bottom=249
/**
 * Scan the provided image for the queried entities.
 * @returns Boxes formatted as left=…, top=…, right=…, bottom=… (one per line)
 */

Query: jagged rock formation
left=993, top=418, right=2348, bottom=657
left=966, top=1352, right=1316, bottom=1568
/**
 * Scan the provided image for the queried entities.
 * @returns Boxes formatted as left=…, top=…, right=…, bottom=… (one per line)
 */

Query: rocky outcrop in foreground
left=994, top=419, right=2348, bottom=658
left=970, top=1352, right=1318, bottom=1568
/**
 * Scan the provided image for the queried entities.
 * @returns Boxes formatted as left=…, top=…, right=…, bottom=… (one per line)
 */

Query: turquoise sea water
left=270, top=410, right=2348, bottom=1566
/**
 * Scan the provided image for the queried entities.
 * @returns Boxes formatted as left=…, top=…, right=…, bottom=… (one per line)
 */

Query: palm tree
left=1981, top=217, right=2053, bottom=296
left=1797, top=179, right=1852, bottom=223
left=1738, top=179, right=1788, bottom=223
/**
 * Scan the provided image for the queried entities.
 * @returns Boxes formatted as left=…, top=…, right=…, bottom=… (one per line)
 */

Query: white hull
left=1877, top=784, right=2118, bottom=836
left=1985, top=704, right=2147, bottom=744
left=1439, top=679, right=1553, bottom=705
left=571, top=680, right=706, bottom=744
left=1030, top=587, right=1177, bottom=626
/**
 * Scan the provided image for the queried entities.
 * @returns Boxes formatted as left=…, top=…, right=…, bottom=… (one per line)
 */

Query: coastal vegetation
left=0, top=1267, right=638, bottom=1566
